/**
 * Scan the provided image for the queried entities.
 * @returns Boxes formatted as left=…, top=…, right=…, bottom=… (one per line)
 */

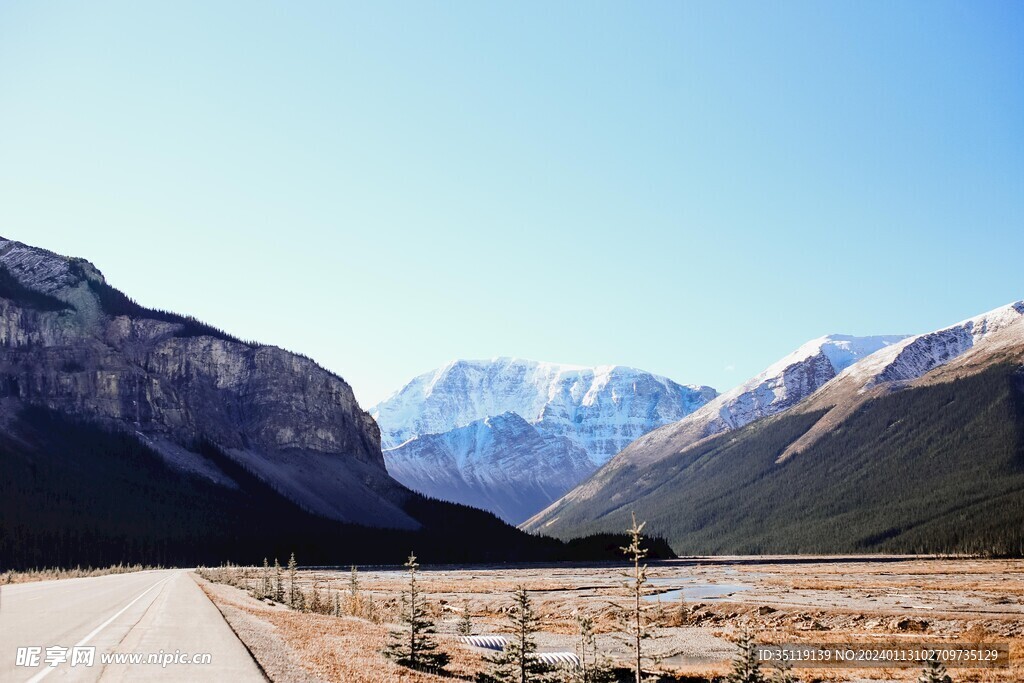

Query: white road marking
left=23, top=576, right=171, bottom=683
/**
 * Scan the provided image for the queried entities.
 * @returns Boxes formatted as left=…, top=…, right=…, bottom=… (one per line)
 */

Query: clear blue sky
left=1, top=2, right=1021, bottom=406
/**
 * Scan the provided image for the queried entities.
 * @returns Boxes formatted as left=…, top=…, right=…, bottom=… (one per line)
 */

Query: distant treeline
left=69, top=261, right=252, bottom=344
left=0, top=406, right=673, bottom=570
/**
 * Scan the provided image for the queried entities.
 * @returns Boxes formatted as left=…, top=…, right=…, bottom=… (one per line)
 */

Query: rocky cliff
left=0, top=236, right=414, bottom=528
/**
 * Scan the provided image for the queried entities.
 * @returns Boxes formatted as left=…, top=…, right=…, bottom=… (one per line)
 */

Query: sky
left=1, top=2, right=1022, bottom=407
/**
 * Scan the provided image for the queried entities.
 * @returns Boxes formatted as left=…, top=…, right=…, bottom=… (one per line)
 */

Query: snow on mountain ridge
left=538, top=333, right=905, bottom=480
left=763, top=301, right=1024, bottom=463
left=521, top=332, right=911, bottom=531
left=373, top=357, right=717, bottom=521
left=838, top=301, right=1024, bottom=388
left=371, top=357, right=717, bottom=463
left=701, top=334, right=907, bottom=430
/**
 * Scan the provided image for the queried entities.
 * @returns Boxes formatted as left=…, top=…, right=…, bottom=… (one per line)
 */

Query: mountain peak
left=829, top=299, right=1024, bottom=388
left=0, top=234, right=426, bottom=535
left=714, top=333, right=908, bottom=412
left=372, top=357, right=717, bottom=457
left=483, top=410, right=532, bottom=429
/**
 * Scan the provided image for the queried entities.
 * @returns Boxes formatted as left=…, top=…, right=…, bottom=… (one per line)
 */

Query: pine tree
left=918, top=653, right=952, bottom=683
left=273, top=558, right=284, bottom=602
left=727, top=630, right=766, bottom=683
left=332, top=589, right=342, bottom=617
left=287, top=552, right=298, bottom=609
left=310, top=579, right=324, bottom=614
left=621, top=512, right=649, bottom=683
left=348, top=564, right=361, bottom=616
left=571, top=613, right=614, bottom=683
left=260, top=558, right=270, bottom=599
left=366, top=592, right=380, bottom=623
left=458, top=599, right=473, bottom=637
left=769, top=657, right=798, bottom=683
left=349, top=564, right=360, bottom=595
left=481, top=586, right=552, bottom=683
left=383, top=552, right=449, bottom=672
left=675, top=592, right=689, bottom=627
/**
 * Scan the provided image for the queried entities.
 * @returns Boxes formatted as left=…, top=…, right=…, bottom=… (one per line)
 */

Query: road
left=0, top=569, right=265, bottom=682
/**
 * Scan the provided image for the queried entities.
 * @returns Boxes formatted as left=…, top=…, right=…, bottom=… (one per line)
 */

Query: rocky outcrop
left=0, top=236, right=415, bottom=528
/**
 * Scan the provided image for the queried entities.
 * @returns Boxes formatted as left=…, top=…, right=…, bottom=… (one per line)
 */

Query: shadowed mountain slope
left=0, top=236, right=645, bottom=568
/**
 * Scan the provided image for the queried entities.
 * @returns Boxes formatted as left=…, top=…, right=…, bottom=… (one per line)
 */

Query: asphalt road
left=0, top=569, right=265, bottom=682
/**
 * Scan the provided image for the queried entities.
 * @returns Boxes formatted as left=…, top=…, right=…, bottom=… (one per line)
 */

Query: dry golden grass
left=201, top=578, right=488, bottom=683
left=0, top=563, right=157, bottom=584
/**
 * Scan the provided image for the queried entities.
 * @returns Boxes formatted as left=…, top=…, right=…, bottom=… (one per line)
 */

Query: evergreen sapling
left=727, top=630, right=766, bottom=683
left=383, top=552, right=449, bottom=672
left=287, top=552, right=298, bottom=609
left=621, top=512, right=650, bottom=683
left=480, top=585, right=553, bottom=683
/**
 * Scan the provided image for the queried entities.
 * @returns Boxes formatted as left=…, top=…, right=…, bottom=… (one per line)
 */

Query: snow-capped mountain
left=834, top=301, right=1024, bottom=388
left=697, top=333, right=909, bottom=429
left=573, top=334, right=907, bottom=472
left=385, top=412, right=595, bottom=524
left=776, top=300, right=1024, bottom=460
left=372, top=357, right=717, bottom=462
left=372, top=358, right=717, bottom=521
left=652, top=304, right=1023, bottom=469
left=522, top=301, right=1024, bottom=550
left=523, top=333, right=907, bottom=530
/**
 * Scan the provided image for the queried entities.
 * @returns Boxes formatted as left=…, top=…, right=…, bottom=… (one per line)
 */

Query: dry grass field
left=197, top=556, right=1023, bottom=682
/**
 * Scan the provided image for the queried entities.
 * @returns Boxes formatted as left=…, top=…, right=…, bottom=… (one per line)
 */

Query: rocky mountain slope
left=0, top=236, right=415, bottom=528
left=373, top=358, right=717, bottom=459
left=523, top=334, right=905, bottom=529
left=384, top=412, right=595, bottom=524
left=0, top=236, right=602, bottom=568
left=373, top=358, right=717, bottom=521
left=522, top=302, right=1024, bottom=556
left=777, top=301, right=1024, bottom=460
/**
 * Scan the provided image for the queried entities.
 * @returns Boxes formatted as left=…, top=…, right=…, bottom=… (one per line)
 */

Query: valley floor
left=198, top=556, right=1023, bottom=682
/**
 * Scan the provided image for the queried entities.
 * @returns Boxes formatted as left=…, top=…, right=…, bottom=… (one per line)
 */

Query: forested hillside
left=534, top=364, right=1024, bottom=556
left=0, top=406, right=674, bottom=569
